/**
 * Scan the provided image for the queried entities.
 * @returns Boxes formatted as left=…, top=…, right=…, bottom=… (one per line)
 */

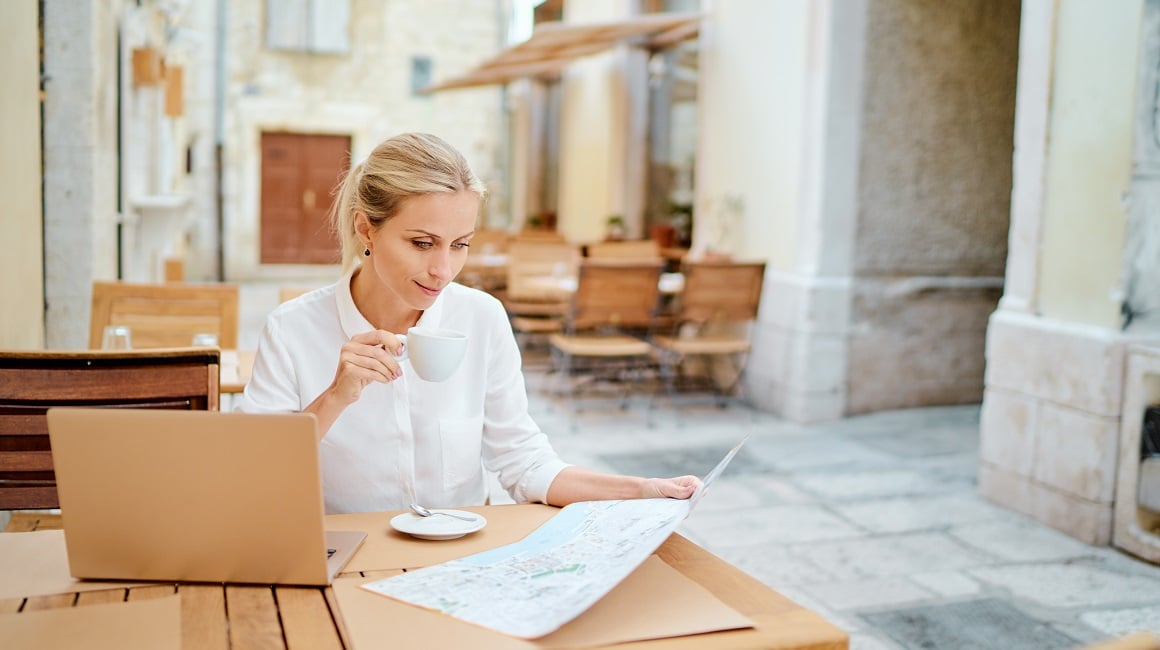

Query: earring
left=364, top=247, right=371, bottom=257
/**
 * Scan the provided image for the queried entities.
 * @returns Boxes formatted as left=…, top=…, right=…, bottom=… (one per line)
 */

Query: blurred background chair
left=505, top=240, right=581, bottom=359
left=586, top=239, right=661, bottom=262
left=0, top=347, right=220, bottom=530
left=459, top=228, right=511, bottom=292
left=278, top=286, right=316, bottom=303
left=650, top=261, right=766, bottom=408
left=89, top=281, right=239, bottom=349
left=548, top=260, right=663, bottom=417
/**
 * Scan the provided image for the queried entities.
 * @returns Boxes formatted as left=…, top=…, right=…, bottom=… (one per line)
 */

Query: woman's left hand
left=640, top=475, right=701, bottom=500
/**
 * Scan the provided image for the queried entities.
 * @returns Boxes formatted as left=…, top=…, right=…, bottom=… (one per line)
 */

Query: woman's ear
left=354, top=210, right=372, bottom=248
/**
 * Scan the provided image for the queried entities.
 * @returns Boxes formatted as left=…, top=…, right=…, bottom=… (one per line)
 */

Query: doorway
left=259, top=132, right=350, bottom=264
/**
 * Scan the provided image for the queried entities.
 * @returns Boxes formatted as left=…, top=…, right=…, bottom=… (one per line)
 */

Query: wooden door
left=260, top=132, right=350, bottom=264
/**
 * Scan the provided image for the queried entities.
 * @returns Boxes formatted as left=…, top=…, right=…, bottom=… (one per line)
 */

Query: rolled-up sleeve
left=478, top=299, right=569, bottom=503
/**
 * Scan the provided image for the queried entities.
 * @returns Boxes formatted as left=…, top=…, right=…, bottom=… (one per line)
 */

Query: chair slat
left=0, top=347, right=220, bottom=510
left=90, top=281, right=239, bottom=349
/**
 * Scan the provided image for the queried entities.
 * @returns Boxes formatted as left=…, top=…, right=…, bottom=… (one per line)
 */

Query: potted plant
left=605, top=215, right=626, bottom=241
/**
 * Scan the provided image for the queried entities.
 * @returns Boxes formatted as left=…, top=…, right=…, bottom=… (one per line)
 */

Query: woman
left=239, top=132, right=698, bottom=514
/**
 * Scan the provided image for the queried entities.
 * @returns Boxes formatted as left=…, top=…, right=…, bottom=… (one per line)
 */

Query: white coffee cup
left=394, top=327, right=468, bottom=382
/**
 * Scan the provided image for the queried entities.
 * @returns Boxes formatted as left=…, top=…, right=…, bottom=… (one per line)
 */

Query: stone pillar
left=42, top=0, right=121, bottom=349
left=556, top=0, right=647, bottom=243
left=978, top=0, right=1160, bottom=545
left=696, top=0, right=860, bottom=421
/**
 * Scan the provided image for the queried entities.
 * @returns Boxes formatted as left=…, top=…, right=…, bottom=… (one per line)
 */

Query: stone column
left=978, top=0, right=1160, bottom=545
left=42, top=0, right=121, bottom=349
left=696, top=0, right=862, bottom=421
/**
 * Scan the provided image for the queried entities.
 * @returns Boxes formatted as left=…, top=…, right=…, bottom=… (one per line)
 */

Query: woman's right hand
left=327, top=329, right=405, bottom=405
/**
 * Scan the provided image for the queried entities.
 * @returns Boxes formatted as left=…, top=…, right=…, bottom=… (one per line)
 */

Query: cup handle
left=393, top=334, right=408, bottom=361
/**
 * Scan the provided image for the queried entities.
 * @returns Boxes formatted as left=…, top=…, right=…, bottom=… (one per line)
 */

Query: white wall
left=695, top=0, right=809, bottom=269
left=0, top=0, right=44, bottom=349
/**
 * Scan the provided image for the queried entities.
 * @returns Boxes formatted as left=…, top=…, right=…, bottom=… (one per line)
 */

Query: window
left=411, top=56, right=433, bottom=95
left=266, top=0, right=350, bottom=54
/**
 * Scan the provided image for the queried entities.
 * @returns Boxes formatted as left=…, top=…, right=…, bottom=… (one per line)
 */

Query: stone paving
left=516, top=363, right=1160, bottom=650
left=235, top=283, right=1160, bottom=649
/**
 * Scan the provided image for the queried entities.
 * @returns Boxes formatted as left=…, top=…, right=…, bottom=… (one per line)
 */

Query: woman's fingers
left=641, top=475, right=701, bottom=500
left=329, top=331, right=410, bottom=404
left=349, top=329, right=405, bottom=356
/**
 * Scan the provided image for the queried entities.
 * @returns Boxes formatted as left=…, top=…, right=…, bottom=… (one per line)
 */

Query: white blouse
left=237, top=269, right=569, bottom=514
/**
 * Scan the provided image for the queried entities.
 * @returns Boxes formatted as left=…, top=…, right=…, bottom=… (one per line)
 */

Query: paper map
left=361, top=436, right=748, bottom=639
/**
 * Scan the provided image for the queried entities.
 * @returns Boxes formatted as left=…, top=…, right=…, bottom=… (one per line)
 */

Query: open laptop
left=46, top=408, right=366, bottom=586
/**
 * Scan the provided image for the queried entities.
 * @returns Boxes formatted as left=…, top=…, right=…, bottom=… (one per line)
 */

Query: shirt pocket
left=439, top=415, right=484, bottom=489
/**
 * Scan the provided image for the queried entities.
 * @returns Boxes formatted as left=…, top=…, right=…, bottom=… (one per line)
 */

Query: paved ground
left=515, top=358, right=1160, bottom=650
left=237, top=281, right=1160, bottom=649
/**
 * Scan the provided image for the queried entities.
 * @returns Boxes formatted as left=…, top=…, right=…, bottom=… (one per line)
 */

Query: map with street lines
left=361, top=436, right=747, bottom=639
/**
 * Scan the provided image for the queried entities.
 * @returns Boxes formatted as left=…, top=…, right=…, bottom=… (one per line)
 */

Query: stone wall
left=846, top=0, right=1020, bottom=414
left=220, top=0, right=506, bottom=281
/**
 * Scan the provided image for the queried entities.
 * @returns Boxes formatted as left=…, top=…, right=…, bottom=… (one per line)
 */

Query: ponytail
left=330, top=160, right=366, bottom=273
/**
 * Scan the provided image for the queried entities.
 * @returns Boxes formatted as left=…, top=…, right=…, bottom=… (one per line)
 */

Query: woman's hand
left=641, top=475, right=701, bottom=500
left=327, top=330, right=405, bottom=405
left=305, top=330, right=404, bottom=439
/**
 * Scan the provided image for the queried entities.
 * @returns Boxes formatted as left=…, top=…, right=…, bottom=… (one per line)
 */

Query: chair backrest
left=90, top=281, right=239, bottom=349
left=586, top=239, right=661, bottom=261
left=506, top=241, right=581, bottom=302
left=511, top=229, right=566, bottom=244
left=0, top=347, right=221, bottom=510
left=676, top=261, right=766, bottom=325
left=279, top=287, right=316, bottom=304
left=569, top=260, right=663, bottom=331
left=469, top=228, right=511, bottom=254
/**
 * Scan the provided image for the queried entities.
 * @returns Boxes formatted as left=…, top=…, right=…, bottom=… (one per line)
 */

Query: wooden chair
left=89, top=281, right=239, bottom=350
left=504, top=241, right=581, bottom=358
left=650, top=261, right=766, bottom=407
left=511, top=229, right=566, bottom=244
left=586, top=239, right=661, bottom=261
left=459, top=229, right=512, bottom=292
left=0, top=348, right=220, bottom=522
left=279, top=286, right=317, bottom=303
left=548, top=260, right=663, bottom=416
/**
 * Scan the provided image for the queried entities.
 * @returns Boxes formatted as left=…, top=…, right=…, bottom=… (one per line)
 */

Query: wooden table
left=0, top=509, right=848, bottom=650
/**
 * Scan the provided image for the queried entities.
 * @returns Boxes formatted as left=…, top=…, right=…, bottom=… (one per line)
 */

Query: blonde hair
left=330, top=132, right=487, bottom=271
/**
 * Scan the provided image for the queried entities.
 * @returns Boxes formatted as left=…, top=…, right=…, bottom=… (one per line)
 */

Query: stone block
left=1033, top=403, right=1119, bottom=502
left=978, top=388, right=1038, bottom=476
left=985, top=310, right=1124, bottom=416
left=761, top=271, right=851, bottom=335
left=978, top=463, right=1112, bottom=545
left=1113, top=344, right=1160, bottom=564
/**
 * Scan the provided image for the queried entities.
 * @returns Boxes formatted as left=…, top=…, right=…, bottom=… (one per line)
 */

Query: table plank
left=127, top=584, right=177, bottom=601
left=179, top=585, right=229, bottom=650
left=323, top=587, right=353, bottom=650
left=22, top=592, right=75, bottom=611
left=226, top=585, right=285, bottom=650
left=275, top=587, right=343, bottom=650
left=75, top=589, right=127, bottom=606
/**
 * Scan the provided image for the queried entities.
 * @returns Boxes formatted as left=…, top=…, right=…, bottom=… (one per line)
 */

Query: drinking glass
left=191, top=333, right=219, bottom=347
left=101, top=326, right=133, bottom=350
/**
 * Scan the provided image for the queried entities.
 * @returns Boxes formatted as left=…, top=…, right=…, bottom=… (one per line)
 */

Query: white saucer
left=389, top=510, right=487, bottom=540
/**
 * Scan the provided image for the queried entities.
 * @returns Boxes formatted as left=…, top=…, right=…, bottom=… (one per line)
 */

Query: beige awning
left=421, top=12, right=701, bottom=93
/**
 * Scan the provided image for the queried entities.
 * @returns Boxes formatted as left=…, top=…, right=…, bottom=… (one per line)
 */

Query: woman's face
left=359, top=190, right=479, bottom=311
